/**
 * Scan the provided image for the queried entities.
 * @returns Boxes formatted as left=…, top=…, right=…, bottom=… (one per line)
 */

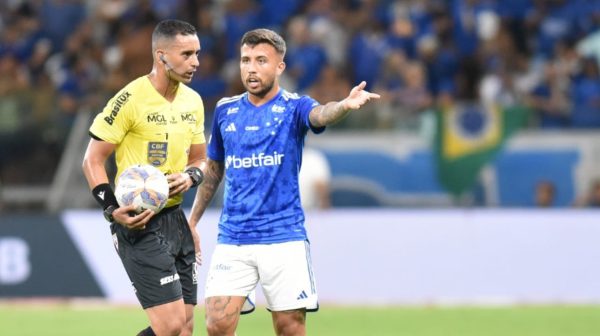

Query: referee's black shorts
left=110, top=205, right=197, bottom=309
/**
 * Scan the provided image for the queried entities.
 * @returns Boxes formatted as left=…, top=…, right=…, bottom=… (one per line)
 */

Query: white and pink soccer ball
left=115, top=164, right=169, bottom=213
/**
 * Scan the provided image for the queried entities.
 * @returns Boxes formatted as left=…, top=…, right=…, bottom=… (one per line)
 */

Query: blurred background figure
left=534, top=180, right=556, bottom=207
left=574, top=179, right=600, bottom=208
left=299, top=147, right=331, bottom=210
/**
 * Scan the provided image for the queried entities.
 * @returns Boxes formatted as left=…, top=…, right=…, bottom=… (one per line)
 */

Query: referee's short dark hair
left=241, top=28, right=286, bottom=58
left=152, top=19, right=197, bottom=42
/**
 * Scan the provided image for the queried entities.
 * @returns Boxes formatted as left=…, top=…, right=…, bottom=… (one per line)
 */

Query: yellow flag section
left=443, top=104, right=501, bottom=160
left=435, top=103, right=529, bottom=196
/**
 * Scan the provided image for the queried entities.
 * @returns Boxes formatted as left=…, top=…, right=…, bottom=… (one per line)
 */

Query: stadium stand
left=3, top=0, right=600, bottom=210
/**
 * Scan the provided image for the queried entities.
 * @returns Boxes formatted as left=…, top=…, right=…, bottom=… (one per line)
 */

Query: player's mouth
left=247, top=77, right=260, bottom=89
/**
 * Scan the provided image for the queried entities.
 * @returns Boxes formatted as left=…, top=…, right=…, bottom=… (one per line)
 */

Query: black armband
left=91, top=183, right=119, bottom=210
left=185, top=167, right=204, bottom=188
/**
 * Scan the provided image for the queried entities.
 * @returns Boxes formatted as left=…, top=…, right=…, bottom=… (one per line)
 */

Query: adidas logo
left=296, top=290, right=308, bottom=300
left=225, top=123, right=236, bottom=132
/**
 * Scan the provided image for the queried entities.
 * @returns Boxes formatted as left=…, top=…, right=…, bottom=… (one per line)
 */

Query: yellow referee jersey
left=89, top=76, right=206, bottom=208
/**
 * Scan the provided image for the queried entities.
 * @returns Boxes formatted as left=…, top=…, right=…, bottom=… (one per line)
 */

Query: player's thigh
left=257, top=240, right=318, bottom=311
left=111, top=223, right=182, bottom=309
left=204, top=244, right=258, bottom=298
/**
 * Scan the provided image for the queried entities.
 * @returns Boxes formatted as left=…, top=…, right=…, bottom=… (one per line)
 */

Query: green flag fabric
left=435, top=103, right=530, bottom=196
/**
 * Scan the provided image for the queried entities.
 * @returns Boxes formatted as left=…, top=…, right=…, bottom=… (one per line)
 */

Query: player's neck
left=247, top=86, right=279, bottom=106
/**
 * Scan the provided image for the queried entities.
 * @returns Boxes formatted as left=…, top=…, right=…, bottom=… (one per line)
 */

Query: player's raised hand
left=342, top=81, right=380, bottom=110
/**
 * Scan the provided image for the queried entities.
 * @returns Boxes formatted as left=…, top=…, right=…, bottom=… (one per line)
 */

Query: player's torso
left=218, top=93, right=301, bottom=176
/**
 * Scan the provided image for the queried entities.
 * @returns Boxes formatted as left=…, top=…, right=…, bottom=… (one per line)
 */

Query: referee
left=82, top=19, right=206, bottom=336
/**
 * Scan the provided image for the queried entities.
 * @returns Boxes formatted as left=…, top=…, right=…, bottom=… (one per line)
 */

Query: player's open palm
left=343, top=81, right=380, bottom=110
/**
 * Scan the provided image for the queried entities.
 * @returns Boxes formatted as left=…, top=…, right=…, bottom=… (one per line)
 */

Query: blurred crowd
left=3, top=0, right=600, bottom=187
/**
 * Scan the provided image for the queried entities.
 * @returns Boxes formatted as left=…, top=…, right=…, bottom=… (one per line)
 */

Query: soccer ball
left=114, top=164, right=169, bottom=213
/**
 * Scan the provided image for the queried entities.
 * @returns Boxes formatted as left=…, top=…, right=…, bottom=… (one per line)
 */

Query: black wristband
left=92, top=183, right=119, bottom=210
left=185, top=167, right=204, bottom=188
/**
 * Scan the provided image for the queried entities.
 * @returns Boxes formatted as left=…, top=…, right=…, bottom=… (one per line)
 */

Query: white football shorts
left=204, top=240, right=318, bottom=312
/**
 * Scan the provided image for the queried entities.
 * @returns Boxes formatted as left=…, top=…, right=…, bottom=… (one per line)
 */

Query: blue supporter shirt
left=208, top=89, right=324, bottom=244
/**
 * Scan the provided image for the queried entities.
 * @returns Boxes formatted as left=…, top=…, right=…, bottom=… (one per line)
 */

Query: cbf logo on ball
left=225, top=152, right=284, bottom=169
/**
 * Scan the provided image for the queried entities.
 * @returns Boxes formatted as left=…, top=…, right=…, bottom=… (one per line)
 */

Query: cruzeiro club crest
left=148, top=142, right=168, bottom=166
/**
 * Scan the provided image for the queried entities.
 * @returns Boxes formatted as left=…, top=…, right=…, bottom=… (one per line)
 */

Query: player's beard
left=245, top=78, right=275, bottom=99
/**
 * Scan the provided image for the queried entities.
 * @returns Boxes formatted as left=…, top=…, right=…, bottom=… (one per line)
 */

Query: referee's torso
left=90, top=76, right=206, bottom=208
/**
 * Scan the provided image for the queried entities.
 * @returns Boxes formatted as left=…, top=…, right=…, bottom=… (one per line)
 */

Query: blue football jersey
left=208, top=89, right=324, bottom=244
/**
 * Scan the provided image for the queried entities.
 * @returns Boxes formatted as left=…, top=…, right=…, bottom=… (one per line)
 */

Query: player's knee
left=180, top=314, right=195, bottom=336
left=273, top=310, right=306, bottom=336
left=205, top=315, right=238, bottom=336
left=274, top=321, right=306, bottom=336
left=154, top=318, right=185, bottom=336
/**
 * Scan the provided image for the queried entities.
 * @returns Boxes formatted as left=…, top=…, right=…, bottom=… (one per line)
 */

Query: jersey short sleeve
left=89, top=88, right=135, bottom=144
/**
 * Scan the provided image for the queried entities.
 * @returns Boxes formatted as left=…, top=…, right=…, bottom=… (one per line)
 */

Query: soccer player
left=82, top=20, right=206, bottom=336
left=188, top=28, right=379, bottom=336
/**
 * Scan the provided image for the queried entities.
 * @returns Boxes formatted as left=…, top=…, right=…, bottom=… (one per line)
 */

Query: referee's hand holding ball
left=113, top=205, right=154, bottom=230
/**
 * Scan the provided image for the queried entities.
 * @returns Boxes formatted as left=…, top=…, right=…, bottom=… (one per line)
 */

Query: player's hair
left=152, top=19, right=196, bottom=50
left=241, top=28, right=286, bottom=58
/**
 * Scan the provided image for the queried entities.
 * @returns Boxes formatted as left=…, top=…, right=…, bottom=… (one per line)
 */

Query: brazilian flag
left=435, top=103, right=529, bottom=196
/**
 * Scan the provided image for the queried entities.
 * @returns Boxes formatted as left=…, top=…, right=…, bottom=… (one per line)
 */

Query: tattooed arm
left=309, top=81, right=380, bottom=128
left=188, top=159, right=224, bottom=265
left=189, top=159, right=225, bottom=227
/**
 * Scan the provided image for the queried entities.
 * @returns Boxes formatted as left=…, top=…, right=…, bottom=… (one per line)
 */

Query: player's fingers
left=128, top=209, right=154, bottom=229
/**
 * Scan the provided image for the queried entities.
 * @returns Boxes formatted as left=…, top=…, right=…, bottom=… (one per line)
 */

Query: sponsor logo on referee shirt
left=225, top=151, right=284, bottom=169
left=104, top=91, right=132, bottom=125
left=147, top=112, right=166, bottom=125
left=180, top=112, right=196, bottom=122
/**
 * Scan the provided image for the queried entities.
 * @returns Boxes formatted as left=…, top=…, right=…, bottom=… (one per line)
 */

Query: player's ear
left=277, top=61, right=286, bottom=75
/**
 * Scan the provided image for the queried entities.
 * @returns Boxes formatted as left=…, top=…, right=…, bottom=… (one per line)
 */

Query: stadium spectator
left=285, top=15, right=328, bottom=92
left=534, top=180, right=556, bottom=207
left=574, top=179, right=600, bottom=208
left=569, top=56, right=600, bottom=128
left=526, top=62, right=570, bottom=128
left=299, top=147, right=332, bottom=210
left=188, top=28, right=379, bottom=336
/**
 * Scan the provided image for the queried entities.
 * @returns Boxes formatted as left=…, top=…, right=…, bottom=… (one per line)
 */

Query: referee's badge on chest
left=148, top=142, right=168, bottom=166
